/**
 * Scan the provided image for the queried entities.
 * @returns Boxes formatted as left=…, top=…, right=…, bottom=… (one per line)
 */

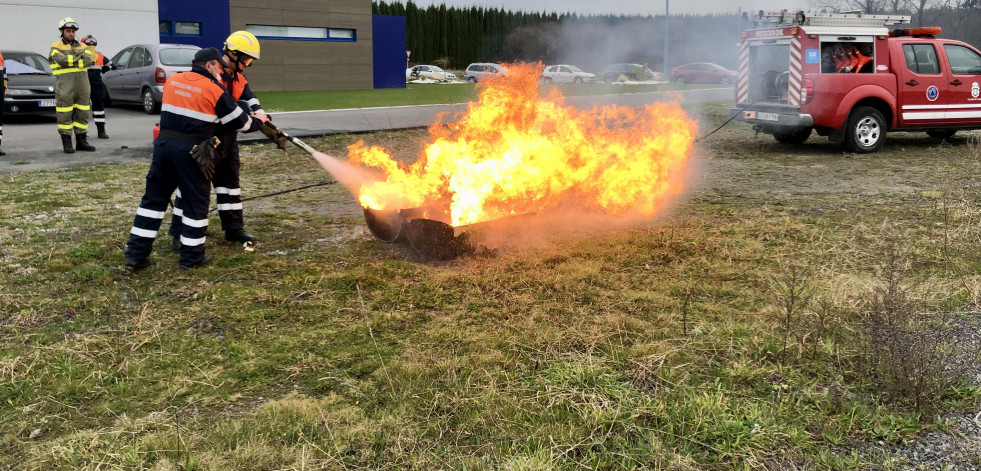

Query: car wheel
left=467, top=76, right=477, bottom=83
left=926, top=130, right=956, bottom=140
left=675, top=76, right=686, bottom=84
left=142, top=88, right=160, bottom=114
left=574, top=77, right=583, bottom=84
left=720, top=76, right=731, bottom=85
left=844, top=106, right=886, bottom=153
left=773, top=126, right=812, bottom=145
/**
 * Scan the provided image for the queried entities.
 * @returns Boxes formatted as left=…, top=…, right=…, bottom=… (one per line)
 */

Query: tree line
left=374, top=0, right=981, bottom=73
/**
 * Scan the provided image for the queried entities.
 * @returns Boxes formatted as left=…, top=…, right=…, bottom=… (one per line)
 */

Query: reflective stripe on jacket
left=158, top=67, right=259, bottom=141
left=88, top=51, right=111, bottom=70
left=222, top=71, right=264, bottom=114
left=49, top=40, right=94, bottom=75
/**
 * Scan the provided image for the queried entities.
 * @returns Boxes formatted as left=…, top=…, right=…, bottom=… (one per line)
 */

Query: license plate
left=39, top=99, right=56, bottom=107
left=758, top=112, right=780, bottom=122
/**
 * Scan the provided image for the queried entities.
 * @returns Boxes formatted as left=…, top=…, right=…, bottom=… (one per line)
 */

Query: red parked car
left=670, top=62, right=737, bottom=84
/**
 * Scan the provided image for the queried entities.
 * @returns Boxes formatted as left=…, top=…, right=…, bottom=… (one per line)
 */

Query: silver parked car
left=541, top=64, right=595, bottom=84
left=103, top=43, right=200, bottom=114
left=464, top=62, right=508, bottom=83
left=406, top=64, right=456, bottom=81
left=1, top=50, right=56, bottom=115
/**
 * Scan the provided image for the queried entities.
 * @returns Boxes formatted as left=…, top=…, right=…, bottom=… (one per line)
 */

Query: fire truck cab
left=731, top=10, right=981, bottom=153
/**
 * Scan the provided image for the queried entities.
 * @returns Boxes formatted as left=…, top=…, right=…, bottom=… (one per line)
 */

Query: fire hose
left=202, top=114, right=338, bottom=213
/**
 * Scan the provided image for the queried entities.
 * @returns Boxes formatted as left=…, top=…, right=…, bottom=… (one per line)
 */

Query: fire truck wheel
left=926, top=130, right=957, bottom=140
left=773, top=127, right=812, bottom=145
left=844, top=106, right=887, bottom=153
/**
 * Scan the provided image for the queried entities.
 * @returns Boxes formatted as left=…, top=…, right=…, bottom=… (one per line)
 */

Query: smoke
left=498, top=15, right=748, bottom=74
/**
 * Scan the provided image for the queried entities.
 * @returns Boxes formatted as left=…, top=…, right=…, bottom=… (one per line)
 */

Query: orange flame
left=349, top=63, right=697, bottom=227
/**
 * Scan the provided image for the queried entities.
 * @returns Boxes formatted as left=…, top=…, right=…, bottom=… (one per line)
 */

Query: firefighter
left=0, top=49, right=6, bottom=156
left=81, top=35, right=111, bottom=139
left=124, top=48, right=269, bottom=271
left=169, top=31, right=270, bottom=250
left=50, top=17, right=96, bottom=154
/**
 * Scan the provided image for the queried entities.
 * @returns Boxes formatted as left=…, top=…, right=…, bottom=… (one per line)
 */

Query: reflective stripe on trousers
left=125, top=138, right=211, bottom=267
left=55, top=72, right=91, bottom=135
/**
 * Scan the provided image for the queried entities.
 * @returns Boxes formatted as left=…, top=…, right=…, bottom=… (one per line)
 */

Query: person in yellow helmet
left=50, top=17, right=96, bottom=153
left=169, top=31, right=274, bottom=249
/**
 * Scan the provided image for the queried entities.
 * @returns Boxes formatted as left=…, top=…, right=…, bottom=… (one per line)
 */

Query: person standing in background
left=49, top=17, right=96, bottom=154
left=82, top=34, right=111, bottom=139
left=0, top=50, right=6, bottom=156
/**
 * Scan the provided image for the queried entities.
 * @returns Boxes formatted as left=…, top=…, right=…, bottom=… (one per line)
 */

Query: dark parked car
left=2, top=51, right=56, bottom=115
left=103, top=43, right=200, bottom=114
left=670, top=62, right=737, bottom=84
left=599, top=63, right=662, bottom=83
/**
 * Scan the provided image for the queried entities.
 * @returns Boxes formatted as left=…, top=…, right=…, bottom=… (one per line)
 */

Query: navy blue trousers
left=126, top=138, right=211, bottom=267
left=170, top=135, right=242, bottom=237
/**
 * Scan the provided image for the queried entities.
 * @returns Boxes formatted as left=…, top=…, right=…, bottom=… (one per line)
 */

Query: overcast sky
left=403, top=0, right=811, bottom=16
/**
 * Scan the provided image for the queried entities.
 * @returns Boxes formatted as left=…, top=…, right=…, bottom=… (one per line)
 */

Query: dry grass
left=2, top=109, right=981, bottom=469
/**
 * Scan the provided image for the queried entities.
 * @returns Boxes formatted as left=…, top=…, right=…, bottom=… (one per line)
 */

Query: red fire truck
left=731, top=10, right=981, bottom=153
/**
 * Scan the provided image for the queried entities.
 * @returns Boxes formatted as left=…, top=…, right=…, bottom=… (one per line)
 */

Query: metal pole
left=663, top=0, right=669, bottom=79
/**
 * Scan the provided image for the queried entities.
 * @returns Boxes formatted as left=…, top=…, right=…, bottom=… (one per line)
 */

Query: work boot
left=125, top=257, right=150, bottom=272
left=96, top=123, right=109, bottom=139
left=171, top=237, right=181, bottom=252
left=61, top=134, right=75, bottom=154
left=76, top=133, right=96, bottom=152
left=180, top=254, right=212, bottom=270
left=225, top=229, right=256, bottom=243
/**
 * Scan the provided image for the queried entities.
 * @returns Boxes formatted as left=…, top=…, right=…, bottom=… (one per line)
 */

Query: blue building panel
left=372, top=15, right=406, bottom=89
left=159, top=0, right=230, bottom=49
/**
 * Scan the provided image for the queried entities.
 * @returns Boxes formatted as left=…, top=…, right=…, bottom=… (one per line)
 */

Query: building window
left=246, top=24, right=356, bottom=42
left=159, top=21, right=171, bottom=34
left=175, top=21, right=202, bottom=36
left=328, top=29, right=355, bottom=40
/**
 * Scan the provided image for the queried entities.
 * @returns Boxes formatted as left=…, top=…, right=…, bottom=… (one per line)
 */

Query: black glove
left=189, top=137, right=221, bottom=180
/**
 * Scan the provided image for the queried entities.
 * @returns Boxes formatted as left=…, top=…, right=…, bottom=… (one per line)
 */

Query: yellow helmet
left=224, top=31, right=260, bottom=60
left=59, top=17, right=79, bottom=30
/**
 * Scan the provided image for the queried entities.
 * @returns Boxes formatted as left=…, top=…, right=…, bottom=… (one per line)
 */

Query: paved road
left=0, top=87, right=732, bottom=173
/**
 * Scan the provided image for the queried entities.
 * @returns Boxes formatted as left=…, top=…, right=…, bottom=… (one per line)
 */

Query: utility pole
left=663, top=0, right=669, bottom=79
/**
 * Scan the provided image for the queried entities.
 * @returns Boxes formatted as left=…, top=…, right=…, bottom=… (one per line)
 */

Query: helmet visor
left=61, top=22, right=79, bottom=29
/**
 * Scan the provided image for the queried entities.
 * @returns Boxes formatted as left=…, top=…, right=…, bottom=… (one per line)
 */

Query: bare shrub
left=856, top=232, right=976, bottom=412
left=769, top=260, right=814, bottom=361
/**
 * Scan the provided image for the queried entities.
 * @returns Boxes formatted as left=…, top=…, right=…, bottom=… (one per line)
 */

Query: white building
left=0, top=0, right=158, bottom=57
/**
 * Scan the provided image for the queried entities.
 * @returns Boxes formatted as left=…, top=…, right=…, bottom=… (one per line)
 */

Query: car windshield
left=158, top=48, right=198, bottom=66
left=7, top=55, right=52, bottom=74
left=5, top=59, right=49, bottom=75
left=430, top=66, right=444, bottom=72
left=569, top=65, right=583, bottom=72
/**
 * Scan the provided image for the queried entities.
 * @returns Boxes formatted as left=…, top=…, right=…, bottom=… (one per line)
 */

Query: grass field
left=2, top=102, right=981, bottom=469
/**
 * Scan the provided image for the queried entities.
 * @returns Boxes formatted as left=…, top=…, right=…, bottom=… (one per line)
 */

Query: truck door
left=940, top=43, right=981, bottom=125
left=897, top=43, right=948, bottom=127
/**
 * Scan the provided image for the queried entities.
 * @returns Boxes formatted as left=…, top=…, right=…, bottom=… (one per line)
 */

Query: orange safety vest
left=88, top=52, right=106, bottom=69
left=223, top=73, right=248, bottom=101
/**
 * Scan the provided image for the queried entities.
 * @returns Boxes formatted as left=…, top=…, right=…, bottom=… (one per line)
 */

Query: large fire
left=348, top=63, right=697, bottom=227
